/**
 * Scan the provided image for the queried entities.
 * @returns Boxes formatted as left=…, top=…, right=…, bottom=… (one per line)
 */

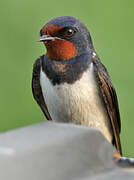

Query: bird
left=32, top=16, right=122, bottom=155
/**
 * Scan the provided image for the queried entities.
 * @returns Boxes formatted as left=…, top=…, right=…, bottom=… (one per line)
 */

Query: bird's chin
left=43, top=38, right=63, bottom=47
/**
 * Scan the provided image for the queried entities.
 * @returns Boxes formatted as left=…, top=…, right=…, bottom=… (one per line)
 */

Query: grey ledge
left=0, top=121, right=133, bottom=180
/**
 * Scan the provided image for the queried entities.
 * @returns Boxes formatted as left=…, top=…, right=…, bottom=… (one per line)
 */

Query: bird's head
left=39, top=16, right=93, bottom=60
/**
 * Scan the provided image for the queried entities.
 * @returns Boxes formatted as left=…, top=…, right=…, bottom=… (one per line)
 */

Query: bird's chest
left=40, top=63, right=112, bottom=142
left=40, top=63, right=109, bottom=127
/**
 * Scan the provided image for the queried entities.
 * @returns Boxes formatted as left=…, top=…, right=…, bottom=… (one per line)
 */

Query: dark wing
left=32, top=55, right=52, bottom=120
left=91, top=50, right=122, bottom=155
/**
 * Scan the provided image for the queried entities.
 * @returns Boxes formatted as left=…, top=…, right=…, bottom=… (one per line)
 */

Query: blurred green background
left=0, top=0, right=134, bottom=157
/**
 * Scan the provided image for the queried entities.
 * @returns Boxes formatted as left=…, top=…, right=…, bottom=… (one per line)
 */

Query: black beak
left=38, top=35, right=62, bottom=42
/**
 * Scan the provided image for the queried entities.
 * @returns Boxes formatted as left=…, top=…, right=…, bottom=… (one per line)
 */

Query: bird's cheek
left=44, top=40, right=77, bottom=60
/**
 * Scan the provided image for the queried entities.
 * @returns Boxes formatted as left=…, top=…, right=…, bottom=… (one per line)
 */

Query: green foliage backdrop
left=0, top=0, right=134, bottom=156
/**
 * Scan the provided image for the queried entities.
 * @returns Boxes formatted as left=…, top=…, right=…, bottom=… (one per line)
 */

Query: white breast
left=40, top=62, right=112, bottom=142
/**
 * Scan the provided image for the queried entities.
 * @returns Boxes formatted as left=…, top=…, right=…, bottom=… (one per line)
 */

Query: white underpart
left=40, top=62, right=112, bottom=142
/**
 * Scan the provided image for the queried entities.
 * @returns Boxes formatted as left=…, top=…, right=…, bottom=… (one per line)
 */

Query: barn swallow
left=32, top=16, right=122, bottom=155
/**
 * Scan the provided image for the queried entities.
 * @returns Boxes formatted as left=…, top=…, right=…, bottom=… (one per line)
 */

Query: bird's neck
left=42, top=51, right=91, bottom=85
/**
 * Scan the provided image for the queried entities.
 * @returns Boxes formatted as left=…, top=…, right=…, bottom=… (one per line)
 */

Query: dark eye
left=64, top=28, right=75, bottom=37
left=56, top=27, right=76, bottom=39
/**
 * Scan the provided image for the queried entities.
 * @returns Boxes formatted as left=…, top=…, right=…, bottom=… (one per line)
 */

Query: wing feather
left=91, top=51, right=122, bottom=155
left=32, top=55, right=52, bottom=120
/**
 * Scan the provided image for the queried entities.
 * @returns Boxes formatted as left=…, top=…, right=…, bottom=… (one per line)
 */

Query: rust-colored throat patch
left=44, top=39, right=77, bottom=60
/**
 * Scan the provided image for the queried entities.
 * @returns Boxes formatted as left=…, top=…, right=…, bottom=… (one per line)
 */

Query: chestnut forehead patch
left=40, top=24, right=63, bottom=36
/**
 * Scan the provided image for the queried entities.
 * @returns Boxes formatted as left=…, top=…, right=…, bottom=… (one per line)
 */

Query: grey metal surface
left=0, top=122, right=133, bottom=180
